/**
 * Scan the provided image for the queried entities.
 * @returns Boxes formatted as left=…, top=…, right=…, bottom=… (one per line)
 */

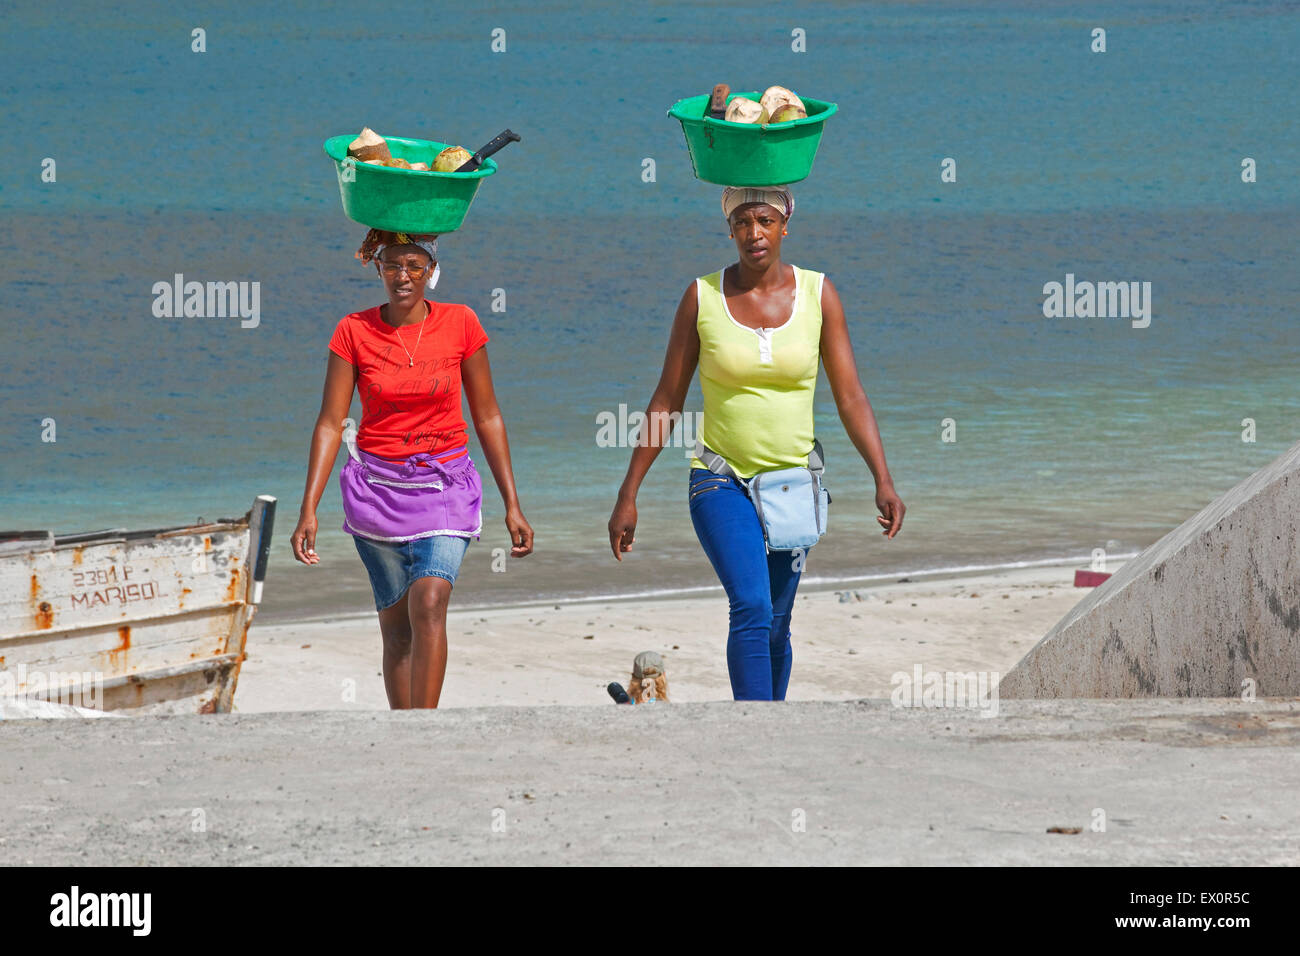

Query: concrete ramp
left=1000, top=440, right=1300, bottom=698
left=1, top=701, right=1297, bottom=865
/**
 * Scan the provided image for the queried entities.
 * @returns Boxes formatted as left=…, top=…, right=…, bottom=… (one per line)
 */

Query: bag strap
left=694, top=437, right=739, bottom=479
left=808, top=438, right=825, bottom=475
left=694, top=437, right=824, bottom=477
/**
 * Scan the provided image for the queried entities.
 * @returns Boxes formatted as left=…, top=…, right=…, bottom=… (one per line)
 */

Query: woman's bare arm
left=608, top=281, right=701, bottom=559
left=291, top=352, right=357, bottom=563
left=819, top=276, right=906, bottom=538
left=462, top=345, right=534, bottom=556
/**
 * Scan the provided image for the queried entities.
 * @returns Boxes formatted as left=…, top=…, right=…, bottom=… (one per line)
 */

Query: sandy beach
left=234, top=561, right=1100, bottom=712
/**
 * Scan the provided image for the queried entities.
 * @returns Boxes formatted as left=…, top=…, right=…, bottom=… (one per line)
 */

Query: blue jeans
left=688, top=467, right=806, bottom=701
left=352, top=533, right=470, bottom=611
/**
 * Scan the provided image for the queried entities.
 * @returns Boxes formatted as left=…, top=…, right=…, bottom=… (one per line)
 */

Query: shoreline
left=235, top=559, right=1109, bottom=712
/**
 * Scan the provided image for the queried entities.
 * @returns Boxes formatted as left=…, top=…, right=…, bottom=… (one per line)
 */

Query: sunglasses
left=377, top=260, right=433, bottom=279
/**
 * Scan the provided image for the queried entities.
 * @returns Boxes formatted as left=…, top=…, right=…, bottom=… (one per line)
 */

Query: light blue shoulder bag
left=694, top=439, right=831, bottom=551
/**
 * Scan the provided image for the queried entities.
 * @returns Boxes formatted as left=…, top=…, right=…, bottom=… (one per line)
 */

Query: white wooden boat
left=0, top=496, right=275, bottom=715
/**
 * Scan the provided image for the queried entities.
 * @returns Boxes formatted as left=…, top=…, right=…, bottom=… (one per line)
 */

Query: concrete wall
left=999, top=439, right=1300, bottom=698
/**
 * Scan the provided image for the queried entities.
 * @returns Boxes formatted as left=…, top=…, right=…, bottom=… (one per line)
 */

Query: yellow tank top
left=689, top=264, right=824, bottom=479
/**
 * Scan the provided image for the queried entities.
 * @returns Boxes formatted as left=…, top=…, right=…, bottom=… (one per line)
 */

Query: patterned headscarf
left=355, top=229, right=441, bottom=289
left=721, top=185, right=795, bottom=224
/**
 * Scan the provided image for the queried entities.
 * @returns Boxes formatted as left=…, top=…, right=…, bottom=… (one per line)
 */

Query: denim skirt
left=352, top=533, right=470, bottom=611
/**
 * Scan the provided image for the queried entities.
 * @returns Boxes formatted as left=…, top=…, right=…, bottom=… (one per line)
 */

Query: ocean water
left=2, top=1, right=1297, bottom=623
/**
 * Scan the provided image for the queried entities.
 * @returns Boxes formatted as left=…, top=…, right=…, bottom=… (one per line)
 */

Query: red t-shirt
left=328, top=299, right=489, bottom=461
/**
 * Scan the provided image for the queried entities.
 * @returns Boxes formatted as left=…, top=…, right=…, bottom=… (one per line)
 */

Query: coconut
left=708, top=83, right=731, bottom=119
left=724, top=97, right=768, bottom=124
left=347, top=127, right=391, bottom=163
left=434, top=146, right=474, bottom=172
left=409, top=161, right=431, bottom=171
left=759, top=85, right=801, bottom=119
left=768, top=103, right=807, bottom=124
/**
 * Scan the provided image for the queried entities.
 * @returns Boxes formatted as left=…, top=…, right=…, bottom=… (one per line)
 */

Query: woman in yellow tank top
left=608, top=185, right=905, bottom=701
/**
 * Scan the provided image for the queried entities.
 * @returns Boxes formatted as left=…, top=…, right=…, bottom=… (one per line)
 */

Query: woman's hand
left=875, top=481, right=905, bottom=539
left=291, top=512, right=320, bottom=564
left=505, top=507, right=534, bottom=557
left=608, top=496, right=638, bottom=560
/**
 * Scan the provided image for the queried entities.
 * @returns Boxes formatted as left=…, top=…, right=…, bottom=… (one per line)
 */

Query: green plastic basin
left=322, top=135, right=497, bottom=234
left=667, top=91, right=837, bottom=187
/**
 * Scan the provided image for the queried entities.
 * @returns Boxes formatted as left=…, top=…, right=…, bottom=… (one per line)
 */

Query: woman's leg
left=405, top=534, right=469, bottom=709
left=688, top=469, right=777, bottom=700
left=766, top=548, right=805, bottom=701
left=354, top=535, right=419, bottom=709
left=375, top=574, right=454, bottom=710
left=376, top=591, right=415, bottom=710
left=407, top=575, right=453, bottom=708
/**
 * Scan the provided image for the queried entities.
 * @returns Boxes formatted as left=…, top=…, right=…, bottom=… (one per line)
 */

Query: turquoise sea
left=2, top=1, right=1297, bottom=622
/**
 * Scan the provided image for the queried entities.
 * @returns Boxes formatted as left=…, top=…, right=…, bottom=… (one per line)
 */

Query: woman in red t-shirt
left=290, top=231, right=534, bottom=709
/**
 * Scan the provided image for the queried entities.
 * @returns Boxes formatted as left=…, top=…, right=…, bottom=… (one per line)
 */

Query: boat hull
left=0, top=496, right=275, bottom=715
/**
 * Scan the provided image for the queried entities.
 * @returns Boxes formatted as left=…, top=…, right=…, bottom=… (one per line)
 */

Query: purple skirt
left=340, top=439, right=483, bottom=543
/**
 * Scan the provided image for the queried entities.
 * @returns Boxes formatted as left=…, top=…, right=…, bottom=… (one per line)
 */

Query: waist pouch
left=339, top=418, right=483, bottom=542
left=695, top=438, right=830, bottom=551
